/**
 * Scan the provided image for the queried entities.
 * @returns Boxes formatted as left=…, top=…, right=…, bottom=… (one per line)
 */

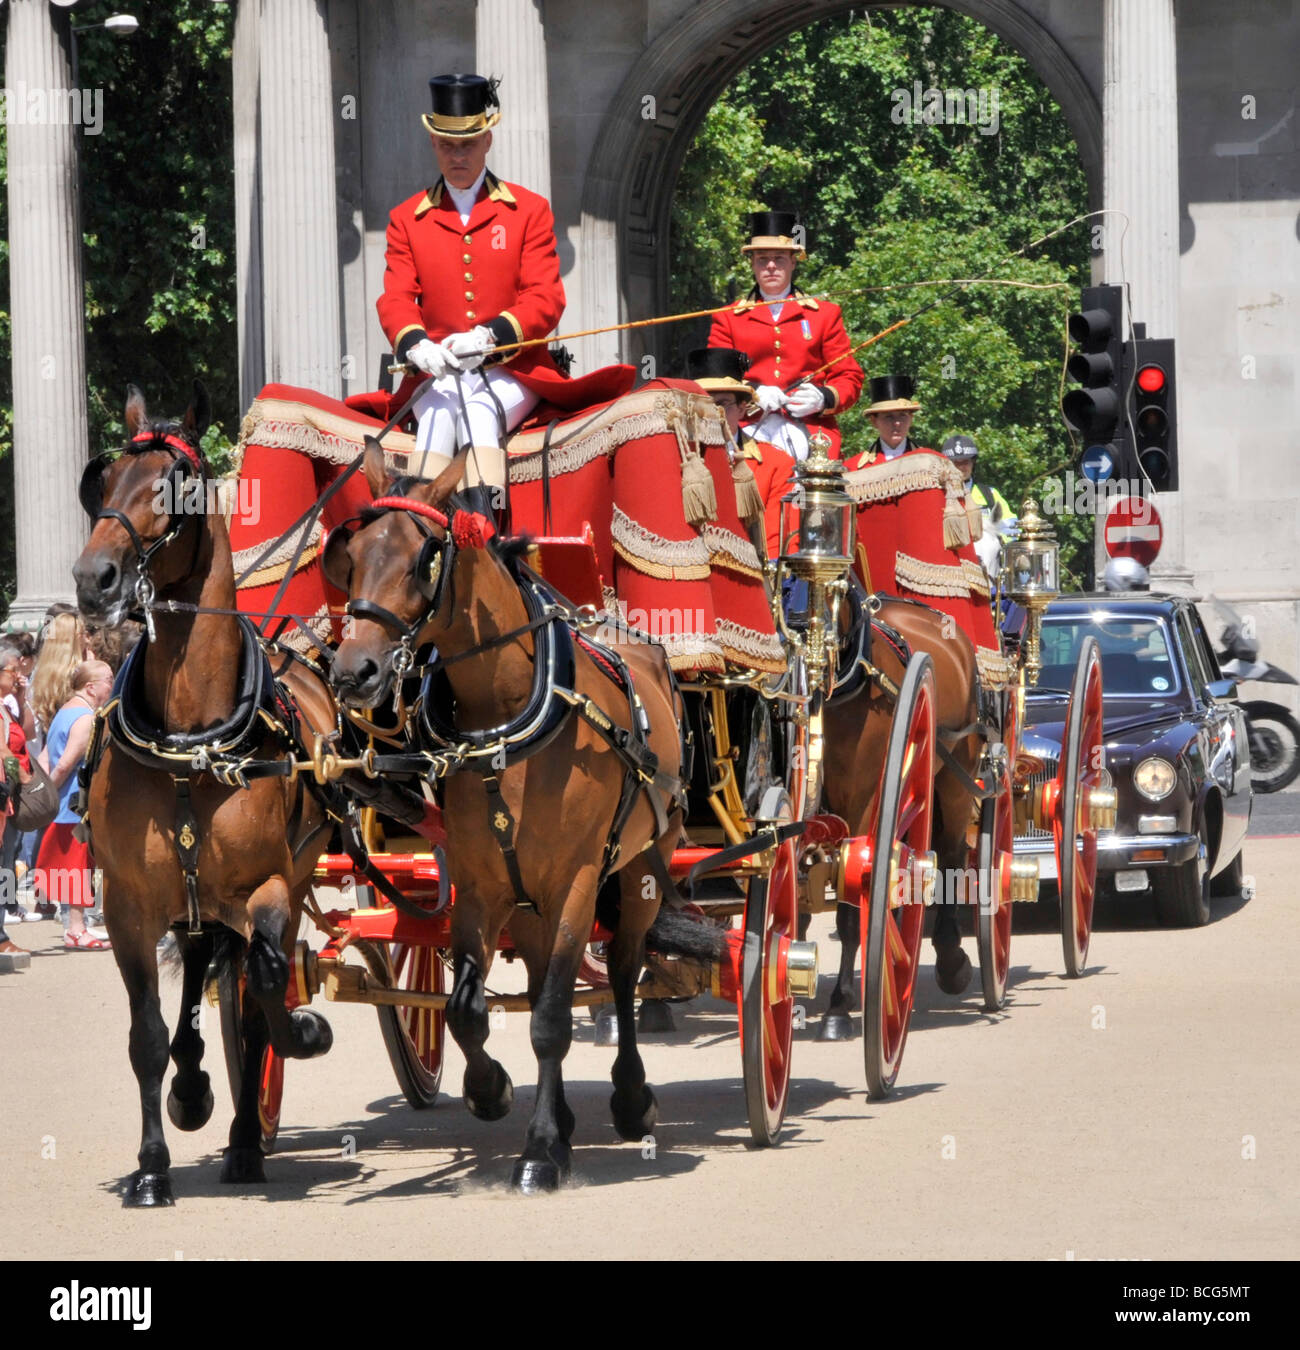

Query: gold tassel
left=731, top=457, right=764, bottom=524
left=681, top=451, right=717, bottom=526
left=943, top=500, right=972, bottom=548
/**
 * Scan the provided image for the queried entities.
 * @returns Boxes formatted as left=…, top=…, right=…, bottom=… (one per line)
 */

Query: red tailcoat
left=379, top=171, right=605, bottom=412
left=708, top=292, right=864, bottom=455
left=739, top=434, right=797, bottom=557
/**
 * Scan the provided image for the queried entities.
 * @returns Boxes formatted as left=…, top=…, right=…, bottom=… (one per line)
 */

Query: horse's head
left=73, top=382, right=212, bottom=625
left=326, top=437, right=467, bottom=710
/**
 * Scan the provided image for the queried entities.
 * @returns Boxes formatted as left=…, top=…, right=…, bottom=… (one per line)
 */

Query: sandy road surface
left=2, top=836, right=1296, bottom=1263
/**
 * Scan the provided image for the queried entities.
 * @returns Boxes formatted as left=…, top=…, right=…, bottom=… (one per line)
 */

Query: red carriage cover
left=844, top=449, right=1013, bottom=689
left=228, top=380, right=784, bottom=675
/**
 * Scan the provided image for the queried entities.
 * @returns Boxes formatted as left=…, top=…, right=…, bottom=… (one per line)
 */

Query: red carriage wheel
left=366, top=940, right=446, bottom=1108
left=217, top=966, right=284, bottom=1154
left=740, top=785, right=798, bottom=1146
left=863, top=653, right=936, bottom=1100
left=976, top=690, right=1016, bottom=1010
left=1056, top=636, right=1105, bottom=978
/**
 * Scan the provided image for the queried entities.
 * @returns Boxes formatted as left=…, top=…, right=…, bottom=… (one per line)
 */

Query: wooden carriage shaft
left=320, top=964, right=665, bottom=1012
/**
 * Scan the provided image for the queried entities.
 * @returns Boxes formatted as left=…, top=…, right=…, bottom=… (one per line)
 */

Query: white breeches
left=410, top=368, right=539, bottom=489
left=749, top=411, right=810, bottom=461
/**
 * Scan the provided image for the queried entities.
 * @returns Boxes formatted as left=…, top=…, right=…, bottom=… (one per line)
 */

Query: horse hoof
left=464, top=1065, right=513, bottom=1121
left=220, top=1146, right=267, bottom=1185
left=611, top=1085, right=658, bottom=1141
left=638, top=998, right=674, bottom=1034
left=593, top=1005, right=619, bottom=1047
left=166, top=1080, right=214, bottom=1132
left=817, top=1011, right=856, bottom=1042
left=510, top=1157, right=565, bottom=1194
left=934, top=944, right=973, bottom=996
left=292, top=1008, right=333, bottom=1058
left=124, top=1171, right=174, bottom=1208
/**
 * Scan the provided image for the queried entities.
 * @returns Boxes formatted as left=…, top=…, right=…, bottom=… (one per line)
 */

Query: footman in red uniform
left=707, top=211, right=863, bottom=461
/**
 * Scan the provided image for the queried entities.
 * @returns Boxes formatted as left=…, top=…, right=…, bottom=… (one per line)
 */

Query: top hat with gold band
left=864, top=373, right=921, bottom=414
left=687, top=347, right=755, bottom=398
left=741, top=210, right=806, bottom=260
left=422, top=74, right=501, bottom=138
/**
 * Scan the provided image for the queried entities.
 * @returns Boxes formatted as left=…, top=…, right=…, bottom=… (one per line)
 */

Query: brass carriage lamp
left=779, top=431, right=856, bottom=581
left=1003, top=497, right=1060, bottom=687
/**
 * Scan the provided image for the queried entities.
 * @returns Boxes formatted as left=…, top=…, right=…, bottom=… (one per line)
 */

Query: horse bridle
left=78, top=429, right=207, bottom=640
left=324, top=493, right=456, bottom=677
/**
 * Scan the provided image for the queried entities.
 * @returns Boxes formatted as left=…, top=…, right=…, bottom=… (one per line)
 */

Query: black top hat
left=742, top=210, right=806, bottom=258
left=687, top=347, right=755, bottom=397
left=422, top=74, right=501, bottom=138
left=864, top=374, right=921, bottom=413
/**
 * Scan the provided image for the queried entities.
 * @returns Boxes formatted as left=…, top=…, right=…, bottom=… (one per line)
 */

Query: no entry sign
left=1104, top=495, right=1163, bottom=566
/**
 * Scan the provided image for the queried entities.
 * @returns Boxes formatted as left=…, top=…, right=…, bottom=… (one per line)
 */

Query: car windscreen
left=1037, top=614, right=1182, bottom=698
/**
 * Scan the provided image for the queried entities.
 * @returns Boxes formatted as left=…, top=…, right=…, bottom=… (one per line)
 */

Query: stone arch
left=578, top=0, right=1099, bottom=368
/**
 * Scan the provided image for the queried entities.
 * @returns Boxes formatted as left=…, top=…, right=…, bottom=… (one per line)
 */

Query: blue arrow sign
left=1081, top=444, right=1116, bottom=483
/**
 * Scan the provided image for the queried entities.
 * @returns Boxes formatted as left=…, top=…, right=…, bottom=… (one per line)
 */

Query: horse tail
left=595, top=869, right=728, bottom=962
left=156, top=925, right=245, bottom=979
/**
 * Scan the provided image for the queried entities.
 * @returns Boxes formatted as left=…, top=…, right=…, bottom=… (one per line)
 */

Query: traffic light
left=1063, top=285, right=1127, bottom=477
left=1128, top=337, right=1177, bottom=492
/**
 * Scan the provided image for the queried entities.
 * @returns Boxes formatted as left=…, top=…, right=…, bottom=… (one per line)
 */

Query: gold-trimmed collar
left=413, top=171, right=517, bottom=218
left=732, top=286, right=821, bottom=315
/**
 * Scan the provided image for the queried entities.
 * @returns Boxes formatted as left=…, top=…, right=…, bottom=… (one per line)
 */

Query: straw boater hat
left=864, top=374, right=922, bottom=414
left=686, top=347, right=755, bottom=398
left=740, top=210, right=807, bottom=261
left=421, top=74, right=501, bottom=138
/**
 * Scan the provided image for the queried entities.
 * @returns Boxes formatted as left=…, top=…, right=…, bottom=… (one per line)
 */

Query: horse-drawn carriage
left=73, top=376, right=1115, bottom=1202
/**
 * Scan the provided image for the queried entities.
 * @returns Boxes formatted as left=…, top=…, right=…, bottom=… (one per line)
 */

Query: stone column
left=257, top=0, right=341, bottom=396
left=1102, top=0, right=1186, bottom=581
left=233, top=0, right=265, bottom=411
left=4, top=0, right=90, bottom=627
left=476, top=0, right=551, bottom=201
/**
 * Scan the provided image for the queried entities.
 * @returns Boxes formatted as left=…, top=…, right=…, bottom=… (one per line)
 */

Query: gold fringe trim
left=237, top=396, right=416, bottom=467
left=701, top=523, right=764, bottom=579
left=844, top=448, right=966, bottom=506
left=235, top=545, right=321, bottom=590
left=715, top=619, right=787, bottom=674
left=895, top=551, right=973, bottom=599
left=966, top=502, right=984, bottom=536
left=506, top=385, right=725, bottom=484
left=963, top=559, right=992, bottom=597
left=976, top=645, right=1016, bottom=691
left=231, top=519, right=323, bottom=576
left=610, top=505, right=711, bottom=580
left=943, top=503, right=972, bottom=548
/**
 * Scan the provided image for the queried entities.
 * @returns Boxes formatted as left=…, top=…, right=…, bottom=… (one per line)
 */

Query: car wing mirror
left=1206, top=678, right=1238, bottom=701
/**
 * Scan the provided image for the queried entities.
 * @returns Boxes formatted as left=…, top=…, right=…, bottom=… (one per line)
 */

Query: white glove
left=784, top=383, right=825, bottom=419
left=406, top=338, right=453, bottom=379
left=753, top=385, right=787, bottom=414
left=440, top=325, right=495, bottom=372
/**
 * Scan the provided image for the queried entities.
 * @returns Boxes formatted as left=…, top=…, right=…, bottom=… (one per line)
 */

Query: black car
left=1016, top=592, right=1252, bottom=926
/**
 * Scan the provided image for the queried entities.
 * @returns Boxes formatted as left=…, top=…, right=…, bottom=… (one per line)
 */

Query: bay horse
left=326, top=439, right=705, bottom=1192
left=820, top=590, right=988, bottom=1039
left=73, top=384, right=350, bottom=1206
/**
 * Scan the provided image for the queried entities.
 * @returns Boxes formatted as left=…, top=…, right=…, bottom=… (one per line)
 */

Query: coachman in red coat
left=707, top=211, right=863, bottom=461
left=375, top=74, right=630, bottom=492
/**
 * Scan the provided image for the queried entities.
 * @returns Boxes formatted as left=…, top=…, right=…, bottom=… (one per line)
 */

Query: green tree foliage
left=671, top=7, right=1094, bottom=582
left=0, top=2, right=236, bottom=612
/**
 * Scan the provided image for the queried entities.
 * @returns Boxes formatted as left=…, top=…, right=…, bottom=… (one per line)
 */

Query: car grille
left=1019, top=755, right=1058, bottom=841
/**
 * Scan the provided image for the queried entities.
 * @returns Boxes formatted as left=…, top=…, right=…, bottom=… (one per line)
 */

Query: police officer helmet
left=1102, top=557, right=1150, bottom=592
left=941, top=434, right=979, bottom=461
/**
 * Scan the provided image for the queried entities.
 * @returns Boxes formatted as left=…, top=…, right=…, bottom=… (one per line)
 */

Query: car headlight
left=1133, top=756, right=1176, bottom=801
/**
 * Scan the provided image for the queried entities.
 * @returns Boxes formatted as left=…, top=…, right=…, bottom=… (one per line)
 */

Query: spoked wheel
left=863, top=654, right=937, bottom=1100
left=217, top=965, right=285, bottom=1155
left=740, top=785, right=798, bottom=1146
left=1056, top=637, right=1106, bottom=977
left=363, top=940, right=446, bottom=1108
left=976, top=691, right=1017, bottom=1011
